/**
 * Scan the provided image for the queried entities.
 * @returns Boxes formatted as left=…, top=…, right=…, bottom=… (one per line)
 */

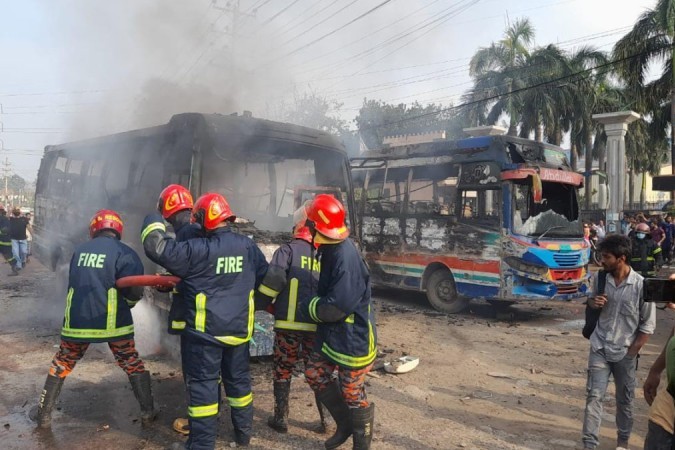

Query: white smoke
left=130, top=298, right=164, bottom=357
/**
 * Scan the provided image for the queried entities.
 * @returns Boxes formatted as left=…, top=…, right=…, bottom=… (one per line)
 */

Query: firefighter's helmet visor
left=292, top=201, right=311, bottom=229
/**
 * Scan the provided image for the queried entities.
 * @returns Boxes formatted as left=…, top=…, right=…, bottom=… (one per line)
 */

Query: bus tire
left=592, top=249, right=601, bottom=266
left=425, top=269, right=468, bottom=314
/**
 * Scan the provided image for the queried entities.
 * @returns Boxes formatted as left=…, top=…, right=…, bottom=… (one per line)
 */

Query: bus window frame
left=456, top=187, right=502, bottom=227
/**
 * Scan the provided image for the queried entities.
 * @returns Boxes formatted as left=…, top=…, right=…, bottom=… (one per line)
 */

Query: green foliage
left=0, top=174, right=27, bottom=192
left=613, top=0, right=674, bottom=166
left=354, top=99, right=466, bottom=150
left=281, top=92, right=349, bottom=136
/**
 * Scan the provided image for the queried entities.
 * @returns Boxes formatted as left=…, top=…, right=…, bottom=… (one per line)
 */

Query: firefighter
left=630, top=222, right=663, bottom=277
left=0, top=205, right=17, bottom=272
left=156, top=184, right=203, bottom=436
left=255, top=219, right=328, bottom=434
left=299, top=194, right=377, bottom=450
left=142, top=192, right=268, bottom=449
left=30, top=210, right=155, bottom=428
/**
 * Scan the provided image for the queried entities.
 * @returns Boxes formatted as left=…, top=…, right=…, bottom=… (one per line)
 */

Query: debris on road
left=384, top=356, right=419, bottom=374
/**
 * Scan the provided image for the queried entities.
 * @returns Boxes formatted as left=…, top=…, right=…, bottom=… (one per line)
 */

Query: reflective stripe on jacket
left=142, top=213, right=268, bottom=347
left=302, top=238, right=377, bottom=369
left=630, top=237, right=663, bottom=277
left=61, top=236, right=144, bottom=343
left=168, top=218, right=202, bottom=334
left=257, top=239, right=318, bottom=332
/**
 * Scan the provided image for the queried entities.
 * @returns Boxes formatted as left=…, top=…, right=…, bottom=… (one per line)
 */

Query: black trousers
left=182, top=335, right=252, bottom=450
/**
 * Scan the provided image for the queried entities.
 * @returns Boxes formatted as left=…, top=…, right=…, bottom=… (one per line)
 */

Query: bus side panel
left=362, top=214, right=501, bottom=298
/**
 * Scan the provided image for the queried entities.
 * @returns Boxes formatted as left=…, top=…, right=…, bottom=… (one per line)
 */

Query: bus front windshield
left=201, top=146, right=350, bottom=233
left=512, top=180, right=583, bottom=238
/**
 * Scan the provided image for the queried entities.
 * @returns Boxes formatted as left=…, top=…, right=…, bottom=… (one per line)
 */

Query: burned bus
left=351, top=135, right=591, bottom=313
left=33, top=112, right=355, bottom=355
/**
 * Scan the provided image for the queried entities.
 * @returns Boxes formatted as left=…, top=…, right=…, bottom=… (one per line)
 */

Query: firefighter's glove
left=153, top=272, right=176, bottom=293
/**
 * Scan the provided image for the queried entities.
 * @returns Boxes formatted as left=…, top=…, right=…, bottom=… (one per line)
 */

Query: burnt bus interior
left=350, top=136, right=584, bottom=254
left=199, top=130, right=351, bottom=236
left=34, top=113, right=353, bottom=270
left=352, top=158, right=501, bottom=254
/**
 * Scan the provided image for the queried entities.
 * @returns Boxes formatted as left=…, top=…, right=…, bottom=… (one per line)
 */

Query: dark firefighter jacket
left=630, top=236, right=663, bottom=277
left=301, top=238, right=377, bottom=369
left=0, top=215, right=11, bottom=252
left=61, top=235, right=145, bottom=343
left=256, top=239, right=319, bottom=332
left=168, top=212, right=202, bottom=335
left=141, top=213, right=268, bottom=347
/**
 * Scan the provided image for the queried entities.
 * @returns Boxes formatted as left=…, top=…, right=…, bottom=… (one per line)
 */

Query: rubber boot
left=128, top=371, right=157, bottom=427
left=30, top=374, right=64, bottom=428
left=267, top=381, right=290, bottom=433
left=350, top=403, right=374, bottom=450
left=315, top=392, right=329, bottom=434
left=316, top=382, right=352, bottom=450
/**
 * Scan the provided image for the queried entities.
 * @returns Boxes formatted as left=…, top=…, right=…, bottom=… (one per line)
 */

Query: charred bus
left=351, top=135, right=590, bottom=313
left=33, top=112, right=355, bottom=355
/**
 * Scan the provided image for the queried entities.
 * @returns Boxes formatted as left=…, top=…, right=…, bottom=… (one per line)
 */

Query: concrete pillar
left=592, top=111, right=640, bottom=234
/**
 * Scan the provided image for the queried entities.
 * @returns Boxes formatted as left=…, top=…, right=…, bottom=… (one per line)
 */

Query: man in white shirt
left=582, top=234, right=656, bottom=450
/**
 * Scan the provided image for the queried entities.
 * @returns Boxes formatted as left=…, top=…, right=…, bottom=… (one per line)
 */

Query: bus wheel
left=592, top=249, right=602, bottom=266
left=426, top=270, right=468, bottom=314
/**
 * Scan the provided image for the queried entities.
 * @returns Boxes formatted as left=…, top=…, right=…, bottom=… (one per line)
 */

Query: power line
left=1, top=130, right=65, bottom=134
left=275, top=0, right=359, bottom=49
left=287, top=0, right=445, bottom=75
left=360, top=46, right=664, bottom=131
left=177, top=0, right=256, bottom=83
left=2, top=102, right=98, bottom=109
left=3, top=148, right=44, bottom=153
left=1, top=153, right=43, bottom=158
left=245, top=0, right=272, bottom=14
left=0, top=89, right=113, bottom=98
left=291, top=0, right=591, bottom=84
left=329, top=28, right=629, bottom=108
left=346, top=0, right=480, bottom=78
left=261, top=0, right=303, bottom=25
left=0, top=111, right=88, bottom=115
left=274, top=0, right=396, bottom=61
left=274, top=0, right=340, bottom=37
left=291, top=0, right=477, bottom=80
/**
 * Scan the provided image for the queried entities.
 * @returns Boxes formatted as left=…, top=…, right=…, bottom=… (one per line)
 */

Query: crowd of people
left=622, top=213, right=675, bottom=265
left=0, top=205, right=32, bottom=275
left=28, top=185, right=376, bottom=450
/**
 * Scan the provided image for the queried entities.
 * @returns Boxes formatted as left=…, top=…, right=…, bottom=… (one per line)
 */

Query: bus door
left=453, top=162, right=502, bottom=298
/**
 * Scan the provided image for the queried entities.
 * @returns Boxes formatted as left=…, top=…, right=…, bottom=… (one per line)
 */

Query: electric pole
left=211, top=0, right=255, bottom=83
left=1, top=157, right=11, bottom=205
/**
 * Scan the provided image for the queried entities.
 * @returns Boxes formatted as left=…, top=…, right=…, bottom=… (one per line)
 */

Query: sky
left=0, top=0, right=657, bottom=180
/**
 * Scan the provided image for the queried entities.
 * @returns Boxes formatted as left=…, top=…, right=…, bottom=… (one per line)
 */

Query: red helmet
left=293, top=225, right=313, bottom=243
left=305, top=194, right=349, bottom=240
left=636, top=223, right=650, bottom=233
left=158, top=184, right=194, bottom=219
left=192, top=193, right=236, bottom=231
left=89, top=209, right=124, bottom=238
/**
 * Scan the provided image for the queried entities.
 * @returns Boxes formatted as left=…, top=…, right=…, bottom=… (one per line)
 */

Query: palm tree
left=625, top=119, right=669, bottom=208
left=467, top=18, right=535, bottom=135
left=613, top=0, right=674, bottom=172
left=558, top=46, right=608, bottom=197
left=518, top=44, right=568, bottom=143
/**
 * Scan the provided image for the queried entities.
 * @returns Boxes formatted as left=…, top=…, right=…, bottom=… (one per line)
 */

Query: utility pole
left=211, top=0, right=255, bottom=83
left=1, top=157, right=11, bottom=205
